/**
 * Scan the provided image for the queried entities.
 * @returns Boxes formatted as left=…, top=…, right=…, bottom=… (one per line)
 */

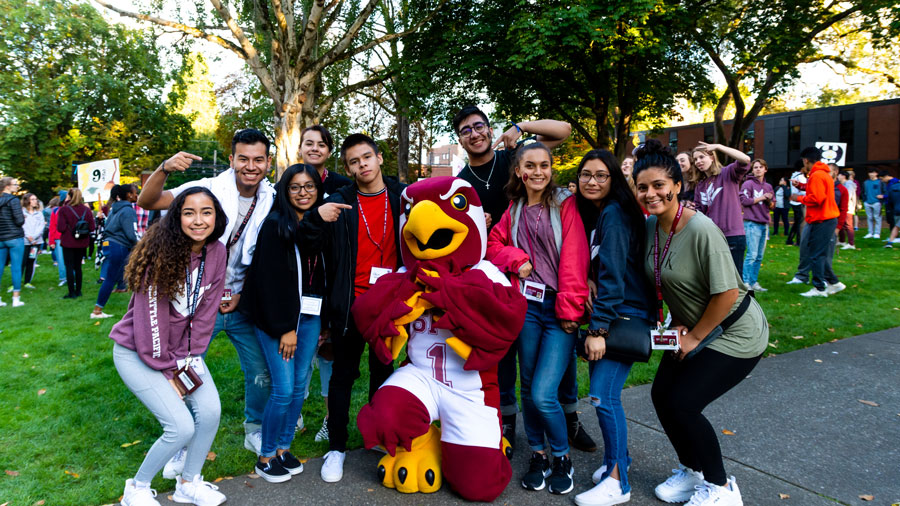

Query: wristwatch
left=586, top=328, right=608, bottom=339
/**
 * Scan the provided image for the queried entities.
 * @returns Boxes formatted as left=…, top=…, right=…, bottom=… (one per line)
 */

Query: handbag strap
left=720, top=290, right=754, bottom=332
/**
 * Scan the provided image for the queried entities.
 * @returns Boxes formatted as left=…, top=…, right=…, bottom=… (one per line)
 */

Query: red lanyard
left=227, top=195, right=258, bottom=251
left=306, top=256, right=318, bottom=289
left=522, top=204, right=543, bottom=263
left=321, top=169, right=328, bottom=182
left=653, top=205, right=683, bottom=325
left=358, top=191, right=388, bottom=264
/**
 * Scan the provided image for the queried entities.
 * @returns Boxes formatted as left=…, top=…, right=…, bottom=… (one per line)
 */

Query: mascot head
left=399, top=177, right=487, bottom=270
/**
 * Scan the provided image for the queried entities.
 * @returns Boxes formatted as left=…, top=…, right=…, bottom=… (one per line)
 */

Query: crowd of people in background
left=1, top=105, right=897, bottom=506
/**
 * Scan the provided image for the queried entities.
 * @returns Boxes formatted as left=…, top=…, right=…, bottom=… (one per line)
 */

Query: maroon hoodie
left=110, top=241, right=226, bottom=378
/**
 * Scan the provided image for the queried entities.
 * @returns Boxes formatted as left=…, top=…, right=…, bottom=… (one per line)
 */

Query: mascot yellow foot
left=377, top=425, right=442, bottom=494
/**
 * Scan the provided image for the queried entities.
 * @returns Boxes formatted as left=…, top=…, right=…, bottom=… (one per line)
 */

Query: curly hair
left=125, top=187, right=226, bottom=299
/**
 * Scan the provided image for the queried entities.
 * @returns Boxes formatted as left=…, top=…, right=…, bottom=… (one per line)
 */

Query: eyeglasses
left=458, top=122, right=488, bottom=138
left=288, top=183, right=317, bottom=194
left=578, top=172, right=610, bottom=184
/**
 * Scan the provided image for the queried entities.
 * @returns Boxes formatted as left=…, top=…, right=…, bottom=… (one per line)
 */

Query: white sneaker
left=12, top=299, right=24, bottom=307
left=840, top=244, right=856, bottom=250
left=800, top=288, right=828, bottom=297
left=0, top=298, right=6, bottom=307
left=163, top=447, right=187, bottom=479
left=575, top=475, right=631, bottom=506
left=296, top=413, right=304, bottom=432
left=58, top=279, right=67, bottom=287
left=785, top=277, right=805, bottom=285
left=825, top=282, right=846, bottom=295
left=90, top=311, right=113, bottom=319
left=863, top=233, right=873, bottom=239
left=244, top=429, right=262, bottom=455
left=655, top=466, right=705, bottom=503
left=121, top=479, right=160, bottom=506
left=750, top=282, right=767, bottom=293
left=320, top=450, right=346, bottom=482
left=591, top=463, right=632, bottom=484
left=173, top=475, right=226, bottom=506
left=685, top=477, right=742, bottom=506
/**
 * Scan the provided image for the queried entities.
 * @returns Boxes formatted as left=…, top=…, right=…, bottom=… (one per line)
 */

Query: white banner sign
left=815, top=142, right=847, bottom=167
left=77, top=159, right=120, bottom=202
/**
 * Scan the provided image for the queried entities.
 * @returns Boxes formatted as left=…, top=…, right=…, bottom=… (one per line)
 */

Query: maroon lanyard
left=306, top=256, right=318, bottom=289
left=522, top=204, right=543, bottom=263
left=653, top=205, right=683, bottom=325
left=321, top=169, right=328, bottom=182
left=358, top=191, right=388, bottom=265
left=226, top=196, right=258, bottom=251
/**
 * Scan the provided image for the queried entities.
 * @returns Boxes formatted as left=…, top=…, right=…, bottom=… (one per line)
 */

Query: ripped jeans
left=213, top=310, right=270, bottom=433
left=588, top=357, right=633, bottom=493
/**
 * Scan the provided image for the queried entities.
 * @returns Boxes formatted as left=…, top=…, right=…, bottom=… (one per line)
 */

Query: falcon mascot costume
left=352, top=176, right=527, bottom=501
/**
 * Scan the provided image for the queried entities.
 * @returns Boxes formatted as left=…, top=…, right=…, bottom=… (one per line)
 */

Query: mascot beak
left=403, top=200, right=469, bottom=260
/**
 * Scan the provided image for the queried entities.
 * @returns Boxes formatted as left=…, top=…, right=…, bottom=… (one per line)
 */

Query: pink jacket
left=486, top=192, right=590, bottom=323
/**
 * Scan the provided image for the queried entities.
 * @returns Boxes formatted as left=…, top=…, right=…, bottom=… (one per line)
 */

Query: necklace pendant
left=486, top=183, right=490, bottom=189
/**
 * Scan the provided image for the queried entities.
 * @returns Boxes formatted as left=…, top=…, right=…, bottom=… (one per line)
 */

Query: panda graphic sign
left=815, top=142, right=847, bottom=166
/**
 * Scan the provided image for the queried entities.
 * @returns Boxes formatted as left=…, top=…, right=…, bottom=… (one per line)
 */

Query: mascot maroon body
left=352, top=176, right=526, bottom=501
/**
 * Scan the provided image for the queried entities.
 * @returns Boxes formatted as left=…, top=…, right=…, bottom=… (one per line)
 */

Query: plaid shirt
left=134, top=205, right=150, bottom=238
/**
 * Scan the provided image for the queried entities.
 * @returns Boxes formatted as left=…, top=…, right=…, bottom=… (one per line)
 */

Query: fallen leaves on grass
left=768, top=342, right=778, bottom=348
left=856, top=323, right=863, bottom=328
left=778, top=272, right=788, bottom=276
left=792, top=335, right=804, bottom=339
left=22, top=353, right=28, bottom=358
left=64, top=470, right=79, bottom=478
left=5, top=470, right=19, bottom=476
left=859, top=494, right=874, bottom=501
left=827, top=328, right=835, bottom=332
left=722, top=429, right=736, bottom=435
left=32, top=501, right=45, bottom=506
left=94, top=321, right=101, bottom=326
left=206, top=452, right=216, bottom=461
left=120, top=440, right=141, bottom=448
left=214, top=477, right=223, bottom=483
left=779, top=493, right=790, bottom=499
left=37, top=389, right=46, bottom=396
left=857, top=399, right=879, bottom=407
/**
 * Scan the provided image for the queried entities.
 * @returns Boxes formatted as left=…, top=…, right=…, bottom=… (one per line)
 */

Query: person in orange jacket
left=790, top=147, right=841, bottom=297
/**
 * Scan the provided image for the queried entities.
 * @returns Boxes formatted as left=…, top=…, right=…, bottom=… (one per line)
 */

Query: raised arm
left=137, top=152, right=203, bottom=210
left=493, top=119, right=572, bottom=151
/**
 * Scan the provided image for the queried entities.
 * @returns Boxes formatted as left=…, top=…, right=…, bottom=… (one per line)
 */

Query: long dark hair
left=505, top=142, right=559, bottom=208
left=575, top=149, right=646, bottom=246
left=272, top=163, right=323, bottom=241
left=125, top=187, right=226, bottom=298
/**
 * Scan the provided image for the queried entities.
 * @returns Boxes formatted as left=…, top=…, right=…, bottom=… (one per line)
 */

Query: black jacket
left=322, top=176, right=406, bottom=336
left=240, top=209, right=328, bottom=338
left=0, top=193, right=25, bottom=241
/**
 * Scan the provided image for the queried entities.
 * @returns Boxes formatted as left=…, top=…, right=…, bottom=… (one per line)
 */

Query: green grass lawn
left=1, top=229, right=898, bottom=505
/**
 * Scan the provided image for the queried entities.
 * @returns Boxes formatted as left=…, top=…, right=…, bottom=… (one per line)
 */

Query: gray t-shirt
left=645, top=212, right=768, bottom=359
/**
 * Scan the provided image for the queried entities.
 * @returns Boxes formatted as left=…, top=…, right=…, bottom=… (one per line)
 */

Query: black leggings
left=651, top=348, right=761, bottom=486
left=62, top=246, right=86, bottom=296
left=773, top=207, right=790, bottom=235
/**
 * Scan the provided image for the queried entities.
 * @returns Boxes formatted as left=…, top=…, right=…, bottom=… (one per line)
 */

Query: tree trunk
left=396, top=112, right=410, bottom=183
left=613, top=107, right=632, bottom=159
left=713, top=88, right=731, bottom=147
left=273, top=105, right=304, bottom=182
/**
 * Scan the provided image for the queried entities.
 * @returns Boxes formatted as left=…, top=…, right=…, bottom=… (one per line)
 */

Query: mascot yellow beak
left=403, top=200, right=468, bottom=260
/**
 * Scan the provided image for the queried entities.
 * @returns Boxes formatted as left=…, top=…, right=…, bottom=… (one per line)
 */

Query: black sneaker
left=255, top=457, right=291, bottom=483
left=521, top=452, right=551, bottom=491
left=277, top=451, right=304, bottom=475
left=502, top=414, right=516, bottom=457
left=547, top=454, right=574, bottom=495
left=566, top=412, right=597, bottom=452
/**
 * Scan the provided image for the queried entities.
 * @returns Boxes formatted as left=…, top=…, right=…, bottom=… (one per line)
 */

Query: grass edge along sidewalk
left=0, top=234, right=898, bottom=504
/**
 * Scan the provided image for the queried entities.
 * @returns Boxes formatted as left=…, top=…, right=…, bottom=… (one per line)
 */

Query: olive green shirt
left=645, top=212, right=768, bottom=359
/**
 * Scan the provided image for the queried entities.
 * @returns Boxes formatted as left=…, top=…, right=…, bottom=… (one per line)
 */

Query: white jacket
left=23, top=209, right=45, bottom=244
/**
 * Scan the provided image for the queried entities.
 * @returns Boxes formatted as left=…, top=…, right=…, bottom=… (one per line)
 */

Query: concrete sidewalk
left=159, top=328, right=900, bottom=505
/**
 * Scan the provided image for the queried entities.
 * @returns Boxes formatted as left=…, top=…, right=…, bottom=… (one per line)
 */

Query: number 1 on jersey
left=426, top=343, right=452, bottom=388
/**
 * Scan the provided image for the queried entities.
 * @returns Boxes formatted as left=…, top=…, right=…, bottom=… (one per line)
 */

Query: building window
left=704, top=125, right=714, bottom=144
left=788, top=115, right=801, bottom=151
left=669, top=131, right=678, bottom=150
left=743, top=125, right=755, bottom=158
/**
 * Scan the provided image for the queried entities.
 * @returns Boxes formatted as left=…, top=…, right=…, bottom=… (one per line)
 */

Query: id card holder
left=650, top=329, right=680, bottom=350
left=222, top=289, right=232, bottom=302
left=176, top=356, right=205, bottom=375
left=369, top=266, right=392, bottom=285
left=522, top=280, right=546, bottom=302
left=300, top=296, right=323, bottom=316
left=173, top=357, right=203, bottom=395
left=29, top=247, right=38, bottom=259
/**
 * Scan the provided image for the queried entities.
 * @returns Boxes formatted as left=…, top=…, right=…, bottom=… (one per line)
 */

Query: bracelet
left=586, top=328, right=608, bottom=338
left=513, top=123, right=522, bottom=134
left=159, top=162, right=173, bottom=176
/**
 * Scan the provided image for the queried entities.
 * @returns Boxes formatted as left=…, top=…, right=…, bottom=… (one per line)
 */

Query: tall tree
left=97, top=0, right=447, bottom=174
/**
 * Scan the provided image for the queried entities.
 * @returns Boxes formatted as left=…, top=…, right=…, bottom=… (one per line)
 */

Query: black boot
left=566, top=411, right=597, bottom=452
left=501, top=413, right=516, bottom=458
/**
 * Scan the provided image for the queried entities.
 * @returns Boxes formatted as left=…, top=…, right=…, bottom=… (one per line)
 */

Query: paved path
left=159, top=328, right=900, bottom=505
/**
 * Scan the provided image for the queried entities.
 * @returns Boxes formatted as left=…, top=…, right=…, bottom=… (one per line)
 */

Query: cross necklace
left=466, top=154, right=496, bottom=189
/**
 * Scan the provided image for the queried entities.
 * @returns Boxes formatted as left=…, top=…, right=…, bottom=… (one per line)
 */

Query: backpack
left=72, top=207, right=90, bottom=239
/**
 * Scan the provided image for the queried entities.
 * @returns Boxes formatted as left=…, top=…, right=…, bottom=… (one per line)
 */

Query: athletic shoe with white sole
left=750, top=282, right=767, bottom=292
left=295, top=413, right=304, bottom=432
left=591, top=463, right=632, bottom=484
left=244, top=429, right=262, bottom=455
left=825, top=281, right=846, bottom=295
left=521, top=452, right=551, bottom=491
left=90, top=311, right=113, bottom=319
left=785, top=277, right=805, bottom=285
left=320, top=450, right=346, bottom=482
left=12, top=299, right=24, bottom=307
left=162, top=447, right=186, bottom=479
left=121, top=479, right=160, bottom=506
left=575, top=475, right=631, bottom=506
left=685, top=477, right=743, bottom=506
left=547, top=454, right=574, bottom=495
left=173, top=475, right=226, bottom=506
left=278, top=451, right=304, bottom=475
left=800, top=288, right=828, bottom=297
left=255, top=456, right=292, bottom=483
left=840, top=244, right=856, bottom=250
left=655, top=465, right=705, bottom=503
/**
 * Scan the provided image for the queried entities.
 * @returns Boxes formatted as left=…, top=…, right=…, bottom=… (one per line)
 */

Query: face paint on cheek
left=666, top=192, right=674, bottom=201
left=522, top=173, right=529, bottom=183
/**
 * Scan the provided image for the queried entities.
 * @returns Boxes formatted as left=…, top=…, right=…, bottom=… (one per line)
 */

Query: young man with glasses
left=451, top=106, right=596, bottom=456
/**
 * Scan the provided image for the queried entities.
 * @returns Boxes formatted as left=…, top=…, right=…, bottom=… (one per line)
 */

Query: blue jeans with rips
left=0, top=237, right=24, bottom=291
left=213, top=309, right=270, bottom=432
left=589, top=357, right=633, bottom=493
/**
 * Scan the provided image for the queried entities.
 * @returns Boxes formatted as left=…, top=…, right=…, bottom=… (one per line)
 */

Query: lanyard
left=358, top=190, right=388, bottom=264
left=184, top=246, right=207, bottom=357
left=306, top=255, right=318, bottom=289
left=653, top=205, right=683, bottom=326
left=321, top=169, right=328, bottom=183
left=522, top=204, right=543, bottom=268
left=226, top=195, right=258, bottom=251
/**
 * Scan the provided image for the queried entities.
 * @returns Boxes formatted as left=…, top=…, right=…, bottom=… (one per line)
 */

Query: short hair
left=231, top=128, right=271, bottom=155
left=751, top=158, right=768, bottom=170
left=800, top=146, right=821, bottom=163
left=634, top=139, right=683, bottom=188
left=839, top=171, right=850, bottom=178
left=452, top=106, right=490, bottom=135
left=301, top=125, right=334, bottom=152
left=340, top=133, right=379, bottom=166
left=868, top=168, right=879, bottom=174
left=878, top=170, right=890, bottom=177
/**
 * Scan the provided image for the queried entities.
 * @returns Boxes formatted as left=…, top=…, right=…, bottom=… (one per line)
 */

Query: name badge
left=176, top=356, right=205, bottom=375
left=222, top=289, right=232, bottom=301
left=369, top=266, right=393, bottom=285
left=300, top=296, right=323, bottom=316
left=650, top=329, right=680, bottom=351
left=522, top=280, right=546, bottom=302
left=29, top=247, right=38, bottom=259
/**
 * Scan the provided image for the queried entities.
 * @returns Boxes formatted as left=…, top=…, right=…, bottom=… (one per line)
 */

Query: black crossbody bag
left=576, top=316, right=652, bottom=364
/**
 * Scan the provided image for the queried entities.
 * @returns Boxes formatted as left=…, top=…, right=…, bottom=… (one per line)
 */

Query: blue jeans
left=96, top=242, right=130, bottom=308
left=213, top=309, right=270, bottom=431
left=589, top=358, right=633, bottom=493
left=53, top=240, right=66, bottom=281
left=256, top=315, right=320, bottom=457
left=518, top=293, right=573, bottom=457
left=498, top=339, right=578, bottom=417
left=0, top=237, right=25, bottom=291
left=742, top=221, right=768, bottom=286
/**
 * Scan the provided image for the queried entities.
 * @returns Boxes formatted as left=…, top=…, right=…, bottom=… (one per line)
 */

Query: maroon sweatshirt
left=110, top=241, right=226, bottom=378
left=56, top=204, right=96, bottom=248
